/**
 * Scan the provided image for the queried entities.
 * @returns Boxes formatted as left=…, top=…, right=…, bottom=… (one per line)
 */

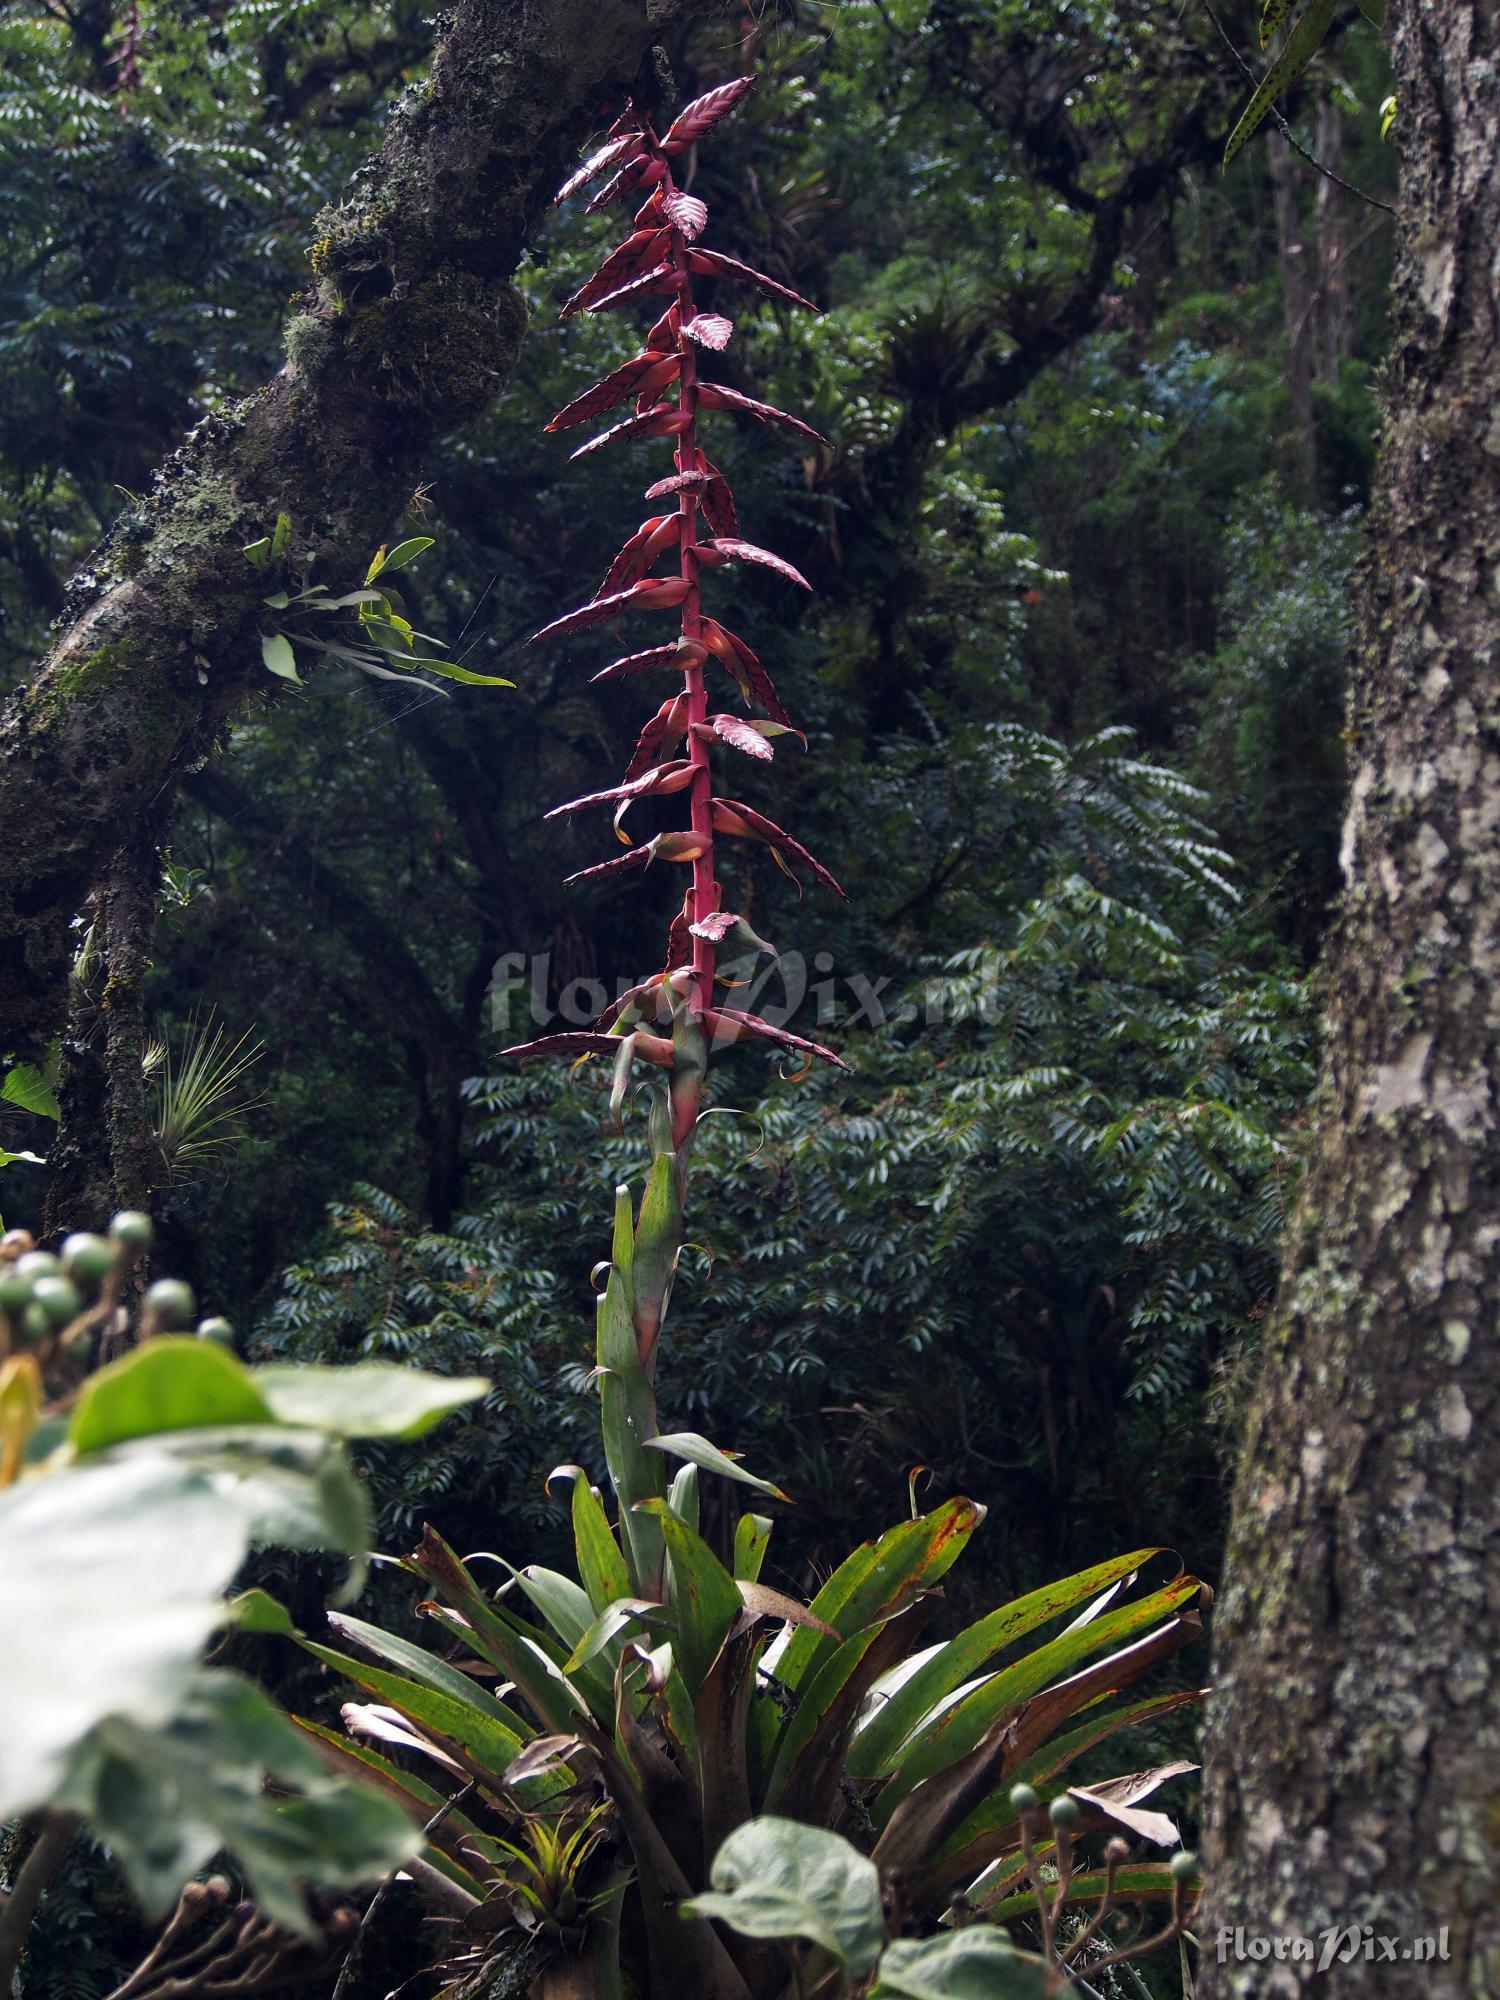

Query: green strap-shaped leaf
left=323, top=1610, right=527, bottom=1728
left=572, top=1472, right=631, bottom=1612
left=847, top=1549, right=1166, bottom=1780
left=301, top=1640, right=528, bottom=1775
left=984, top=1862, right=1195, bottom=1924
left=734, top=1512, right=773, bottom=1582
left=775, top=1498, right=984, bottom=1696
left=405, top=1530, right=593, bottom=1737
left=647, top=1431, right=789, bottom=1501
left=1259, top=0, right=1295, bottom=47
left=1225, top=0, right=1338, bottom=165
left=631, top=1151, right=681, bottom=1350
left=872, top=1577, right=1202, bottom=1825
left=637, top=1499, right=743, bottom=1694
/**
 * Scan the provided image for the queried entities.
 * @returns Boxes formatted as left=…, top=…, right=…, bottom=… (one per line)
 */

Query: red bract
left=525, top=74, right=839, bottom=1204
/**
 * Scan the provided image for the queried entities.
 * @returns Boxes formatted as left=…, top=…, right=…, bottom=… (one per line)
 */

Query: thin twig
left=330, top=1784, right=475, bottom=2000
left=1200, top=0, right=1396, bottom=215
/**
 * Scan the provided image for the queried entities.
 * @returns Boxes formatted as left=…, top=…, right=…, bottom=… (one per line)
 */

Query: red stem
left=663, top=160, right=717, bottom=1026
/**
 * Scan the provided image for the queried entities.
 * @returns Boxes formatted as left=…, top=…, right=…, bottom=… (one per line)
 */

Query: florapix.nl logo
left=488, top=947, right=1006, bottom=1041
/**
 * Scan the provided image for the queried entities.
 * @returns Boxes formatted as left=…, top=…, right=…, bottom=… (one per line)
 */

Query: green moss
left=342, top=275, right=527, bottom=421
left=35, top=642, right=141, bottom=721
left=285, top=310, right=338, bottom=381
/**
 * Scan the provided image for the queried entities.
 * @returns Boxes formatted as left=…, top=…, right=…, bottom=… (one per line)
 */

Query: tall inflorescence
left=506, top=78, right=845, bottom=1576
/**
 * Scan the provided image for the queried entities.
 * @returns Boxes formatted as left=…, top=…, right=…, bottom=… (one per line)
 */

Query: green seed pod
left=146, top=1278, right=196, bottom=1329
left=21, top=1300, right=53, bottom=1344
left=1170, top=1849, right=1197, bottom=1882
left=1008, top=1784, right=1038, bottom=1816
left=196, top=1316, right=236, bottom=1348
left=1048, top=1795, right=1081, bottom=1830
left=0, top=1269, right=33, bottom=1317
left=32, top=1274, right=83, bottom=1327
left=15, top=1249, right=61, bottom=1282
left=61, top=1232, right=116, bottom=1290
left=110, top=1209, right=154, bottom=1250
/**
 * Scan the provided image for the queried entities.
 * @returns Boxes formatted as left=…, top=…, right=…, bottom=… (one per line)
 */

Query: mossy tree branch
left=0, top=0, right=711, bottom=1062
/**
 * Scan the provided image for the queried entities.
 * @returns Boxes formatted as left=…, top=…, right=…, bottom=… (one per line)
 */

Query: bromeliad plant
left=286, top=78, right=1210, bottom=2000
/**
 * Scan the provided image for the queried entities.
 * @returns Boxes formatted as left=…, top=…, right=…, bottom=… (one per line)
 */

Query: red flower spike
left=502, top=1030, right=635, bottom=1063
left=545, top=353, right=672, bottom=432
left=595, top=515, right=681, bottom=599
left=686, top=248, right=822, bottom=315
left=626, top=694, right=692, bottom=780
left=563, top=844, right=658, bottom=890
left=682, top=313, right=733, bottom=350
left=570, top=405, right=691, bottom=460
left=696, top=454, right=740, bottom=538
left=663, top=189, right=709, bottom=240
left=703, top=537, right=812, bottom=589
left=590, top=642, right=697, bottom=684
left=697, top=382, right=829, bottom=449
left=665, top=899, right=693, bottom=971
left=705, top=1007, right=849, bottom=1071
left=698, top=617, right=796, bottom=729
left=543, top=760, right=694, bottom=821
left=586, top=156, right=664, bottom=213
left=644, top=469, right=711, bottom=500
left=584, top=263, right=681, bottom=316
left=530, top=576, right=689, bottom=645
left=711, top=798, right=848, bottom=899
left=560, top=228, right=671, bottom=318
left=532, top=79, right=845, bottom=1152
left=554, top=133, right=641, bottom=205
left=661, top=76, right=756, bottom=153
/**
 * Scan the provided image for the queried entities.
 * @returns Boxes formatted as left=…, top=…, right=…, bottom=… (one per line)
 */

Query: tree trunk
left=1197, top=7, right=1500, bottom=1993
left=0, top=0, right=707, bottom=1064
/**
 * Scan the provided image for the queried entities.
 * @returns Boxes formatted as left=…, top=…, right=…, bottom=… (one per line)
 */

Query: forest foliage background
left=0, top=0, right=1395, bottom=1980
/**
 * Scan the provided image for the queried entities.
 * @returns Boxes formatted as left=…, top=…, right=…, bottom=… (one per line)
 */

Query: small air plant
left=147, top=1011, right=264, bottom=1183
left=507, top=75, right=845, bottom=1575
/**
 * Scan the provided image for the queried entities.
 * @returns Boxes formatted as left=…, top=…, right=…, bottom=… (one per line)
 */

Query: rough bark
left=1198, top=7, right=1500, bottom=1994
left=0, top=0, right=706, bottom=1061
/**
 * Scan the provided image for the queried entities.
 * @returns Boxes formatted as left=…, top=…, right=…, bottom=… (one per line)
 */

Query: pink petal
left=545, top=352, right=657, bottom=432
left=584, top=262, right=681, bottom=315
left=711, top=796, right=848, bottom=899
left=644, top=469, right=711, bottom=499
left=590, top=642, right=694, bottom=684
left=686, top=248, right=821, bottom=315
left=704, top=536, right=811, bottom=589
left=705, top=713, right=774, bottom=759
left=697, top=382, right=829, bottom=448
left=662, top=76, right=755, bottom=153
left=682, top=312, right=734, bottom=350
left=554, top=134, right=642, bottom=205
left=664, top=188, right=709, bottom=240
left=560, top=228, right=671, bottom=318
left=501, top=1030, right=627, bottom=1061
left=529, top=575, right=688, bottom=644
left=570, top=405, right=691, bottom=459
